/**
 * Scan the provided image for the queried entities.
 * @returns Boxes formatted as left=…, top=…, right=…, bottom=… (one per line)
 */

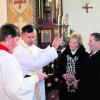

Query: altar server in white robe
left=0, top=23, right=47, bottom=100
left=13, top=24, right=61, bottom=100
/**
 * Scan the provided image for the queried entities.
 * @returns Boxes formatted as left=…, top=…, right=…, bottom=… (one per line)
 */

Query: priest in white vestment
left=13, top=25, right=61, bottom=100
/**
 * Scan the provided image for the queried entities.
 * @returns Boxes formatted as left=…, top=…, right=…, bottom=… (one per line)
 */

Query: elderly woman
left=57, top=32, right=89, bottom=100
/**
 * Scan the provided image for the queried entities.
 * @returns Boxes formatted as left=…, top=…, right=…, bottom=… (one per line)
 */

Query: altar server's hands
left=36, top=72, right=47, bottom=82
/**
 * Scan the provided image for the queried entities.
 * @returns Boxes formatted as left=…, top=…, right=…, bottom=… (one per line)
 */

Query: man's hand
left=52, top=35, right=62, bottom=49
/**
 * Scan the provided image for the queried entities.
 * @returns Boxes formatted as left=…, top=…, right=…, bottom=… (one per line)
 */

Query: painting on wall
left=41, top=30, right=51, bottom=43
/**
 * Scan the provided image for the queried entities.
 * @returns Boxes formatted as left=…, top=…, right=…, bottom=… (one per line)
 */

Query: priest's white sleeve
left=13, top=45, right=58, bottom=71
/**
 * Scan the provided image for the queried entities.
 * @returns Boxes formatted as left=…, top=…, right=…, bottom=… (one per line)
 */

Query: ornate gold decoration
left=7, top=0, right=35, bottom=29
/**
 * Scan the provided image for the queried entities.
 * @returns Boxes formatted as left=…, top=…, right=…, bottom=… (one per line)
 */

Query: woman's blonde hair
left=69, top=32, right=83, bottom=45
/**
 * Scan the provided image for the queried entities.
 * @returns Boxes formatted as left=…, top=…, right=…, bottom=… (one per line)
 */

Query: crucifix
left=82, top=2, right=93, bottom=13
left=13, top=0, right=26, bottom=9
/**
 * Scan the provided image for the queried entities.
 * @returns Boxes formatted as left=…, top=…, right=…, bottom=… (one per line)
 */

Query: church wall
left=63, top=0, right=100, bottom=52
left=1, top=0, right=100, bottom=52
